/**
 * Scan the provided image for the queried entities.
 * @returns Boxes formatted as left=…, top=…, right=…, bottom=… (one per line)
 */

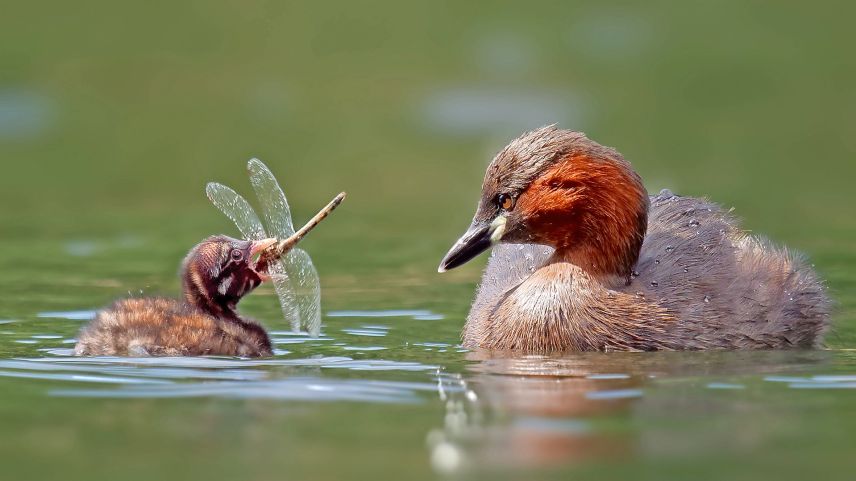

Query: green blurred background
left=1, top=2, right=855, bottom=480
left=3, top=0, right=855, bottom=240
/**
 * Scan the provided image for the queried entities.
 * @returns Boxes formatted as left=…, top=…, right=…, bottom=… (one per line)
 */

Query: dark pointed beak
left=438, top=221, right=493, bottom=273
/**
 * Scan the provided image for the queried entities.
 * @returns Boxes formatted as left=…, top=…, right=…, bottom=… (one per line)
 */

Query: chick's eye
left=230, top=249, right=243, bottom=261
left=498, top=193, right=515, bottom=211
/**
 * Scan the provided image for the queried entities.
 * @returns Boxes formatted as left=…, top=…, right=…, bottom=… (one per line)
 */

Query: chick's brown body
left=74, top=298, right=272, bottom=357
left=75, top=236, right=275, bottom=357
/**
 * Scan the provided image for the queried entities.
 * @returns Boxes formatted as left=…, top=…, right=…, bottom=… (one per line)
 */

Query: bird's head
left=181, top=236, right=277, bottom=318
left=439, top=126, right=649, bottom=280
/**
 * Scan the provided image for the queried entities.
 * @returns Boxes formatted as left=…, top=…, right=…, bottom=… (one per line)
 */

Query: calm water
left=1, top=231, right=855, bottom=481
left=2, top=1, right=856, bottom=480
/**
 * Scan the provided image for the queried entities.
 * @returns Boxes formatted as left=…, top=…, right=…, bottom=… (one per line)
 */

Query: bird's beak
left=250, top=238, right=278, bottom=257
left=249, top=238, right=278, bottom=282
left=438, top=216, right=507, bottom=273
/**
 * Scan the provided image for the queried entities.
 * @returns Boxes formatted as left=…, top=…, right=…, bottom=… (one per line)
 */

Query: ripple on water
left=0, top=369, right=171, bottom=385
left=328, top=309, right=443, bottom=321
left=268, top=330, right=334, bottom=344
left=342, top=327, right=388, bottom=337
left=586, top=373, right=631, bottom=380
left=706, top=382, right=746, bottom=390
left=585, top=389, right=644, bottom=400
left=40, top=348, right=75, bottom=356
left=271, top=336, right=334, bottom=345
left=0, top=356, right=443, bottom=403
left=414, top=342, right=454, bottom=353
left=37, top=310, right=97, bottom=321
left=51, top=378, right=437, bottom=403
left=414, top=342, right=451, bottom=348
left=765, top=374, right=856, bottom=389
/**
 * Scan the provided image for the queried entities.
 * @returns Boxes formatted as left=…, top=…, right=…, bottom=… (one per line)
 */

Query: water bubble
left=704, top=296, right=711, bottom=303
left=650, top=281, right=659, bottom=287
left=664, top=245, right=674, bottom=253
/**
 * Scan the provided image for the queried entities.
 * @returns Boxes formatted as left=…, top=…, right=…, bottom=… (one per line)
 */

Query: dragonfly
left=205, top=158, right=344, bottom=337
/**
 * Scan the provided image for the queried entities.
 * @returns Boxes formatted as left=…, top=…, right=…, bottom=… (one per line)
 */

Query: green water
left=2, top=1, right=856, bottom=480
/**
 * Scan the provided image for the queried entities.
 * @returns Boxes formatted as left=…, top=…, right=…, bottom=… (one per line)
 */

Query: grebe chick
left=74, top=236, right=278, bottom=357
left=439, top=126, right=830, bottom=352
left=75, top=193, right=345, bottom=357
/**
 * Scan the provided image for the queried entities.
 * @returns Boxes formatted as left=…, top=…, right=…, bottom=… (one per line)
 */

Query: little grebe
left=74, top=236, right=277, bottom=357
left=439, top=126, right=830, bottom=351
left=75, top=193, right=345, bottom=357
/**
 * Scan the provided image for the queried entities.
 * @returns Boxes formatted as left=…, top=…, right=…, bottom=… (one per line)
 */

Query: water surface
left=2, top=1, right=856, bottom=480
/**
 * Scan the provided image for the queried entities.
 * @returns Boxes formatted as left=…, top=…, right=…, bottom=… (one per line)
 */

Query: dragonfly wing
left=247, top=158, right=295, bottom=236
left=282, top=248, right=321, bottom=336
left=247, top=159, right=322, bottom=335
left=205, top=182, right=267, bottom=241
left=268, top=262, right=302, bottom=332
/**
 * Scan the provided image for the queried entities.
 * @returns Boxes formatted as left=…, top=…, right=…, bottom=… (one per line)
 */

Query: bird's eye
left=230, top=249, right=243, bottom=261
left=498, top=193, right=515, bottom=211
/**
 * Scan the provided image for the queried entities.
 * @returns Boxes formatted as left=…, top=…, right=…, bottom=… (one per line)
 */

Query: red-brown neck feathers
left=517, top=151, right=649, bottom=280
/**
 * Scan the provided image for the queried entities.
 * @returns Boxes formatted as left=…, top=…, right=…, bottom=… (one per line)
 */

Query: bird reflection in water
left=428, top=350, right=830, bottom=475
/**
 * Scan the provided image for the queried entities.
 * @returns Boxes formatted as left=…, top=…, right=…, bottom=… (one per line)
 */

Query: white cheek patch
left=490, top=215, right=507, bottom=244
left=218, top=276, right=233, bottom=296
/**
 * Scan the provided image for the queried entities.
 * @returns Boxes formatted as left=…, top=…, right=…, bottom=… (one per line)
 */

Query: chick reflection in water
left=75, top=177, right=345, bottom=357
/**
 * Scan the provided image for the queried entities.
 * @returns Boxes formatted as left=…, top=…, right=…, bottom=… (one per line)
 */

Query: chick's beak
left=438, top=216, right=507, bottom=273
left=250, top=238, right=278, bottom=257
left=249, top=238, right=278, bottom=282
